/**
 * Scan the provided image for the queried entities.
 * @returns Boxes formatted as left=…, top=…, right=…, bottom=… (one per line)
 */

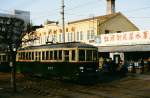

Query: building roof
left=68, top=12, right=120, bottom=24
left=68, top=12, right=139, bottom=30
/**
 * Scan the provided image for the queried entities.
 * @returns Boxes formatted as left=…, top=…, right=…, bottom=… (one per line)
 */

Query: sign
left=99, top=30, right=150, bottom=46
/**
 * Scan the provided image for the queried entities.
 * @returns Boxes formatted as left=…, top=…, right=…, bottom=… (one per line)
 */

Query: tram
left=0, top=52, right=10, bottom=72
left=16, top=42, right=99, bottom=81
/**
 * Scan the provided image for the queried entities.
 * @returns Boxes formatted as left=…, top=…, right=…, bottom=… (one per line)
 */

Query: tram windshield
left=78, top=49, right=97, bottom=61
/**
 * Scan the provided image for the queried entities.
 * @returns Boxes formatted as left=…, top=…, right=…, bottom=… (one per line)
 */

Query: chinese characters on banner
left=100, top=31, right=150, bottom=46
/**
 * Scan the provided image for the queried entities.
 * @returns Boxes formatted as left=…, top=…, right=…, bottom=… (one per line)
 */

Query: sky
left=0, top=0, right=150, bottom=30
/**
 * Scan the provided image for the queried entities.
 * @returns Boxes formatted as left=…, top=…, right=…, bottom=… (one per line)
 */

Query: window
left=46, top=51, right=49, bottom=60
left=93, top=50, right=97, bottom=61
left=58, top=50, right=62, bottom=60
left=31, top=52, right=34, bottom=60
left=0, top=55, right=1, bottom=61
left=3, top=55, right=6, bottom=62
left=91, top=30, right=95, bottom=39
left=86, top=50, right=92, bottom=61
left=59, top=33, right=63, bottom=42
left=87, top=30, right=95, bottom=40
left=26, top=52, right=28, bottom=60
left=29, top=52, right=31, bottom=60
left=2, top=27, right=5, bottom=32
left=77, top=32, right=80, bottom=41
left=79, top=50, right=85, bottom=61
left=64, top=50, right=69, bottom=61
left=18, top=53, right=21, bottom=60
left=42, top=51, right=45, bottom=60
left=50, top=51, right=53, bottom=60
left=117, top=31, right=122, bottom=33
left=23, top=52, right=25, bottom=60
left=35, top=52, right=38, bottom=61
left=38, top=52, right=41, bottom=61
left=72, top=50, right=75, bottom=61
left=80, top=31, right=83, bottom=40
left=87, top=30, right=90, bottom=40
left=68, top=33, right=72, bottom=42
left=105, top=30, right=110, bottom=34
left=54, top=50, right=57, bottom=60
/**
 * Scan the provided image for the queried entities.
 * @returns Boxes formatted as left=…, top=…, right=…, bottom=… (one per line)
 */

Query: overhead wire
left=123, top=6, right=150, bottom=13
left=31, top=0, right=103, bottom=21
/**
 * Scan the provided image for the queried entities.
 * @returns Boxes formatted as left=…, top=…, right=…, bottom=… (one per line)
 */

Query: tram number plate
left=48, top=66, right=54, bottom=70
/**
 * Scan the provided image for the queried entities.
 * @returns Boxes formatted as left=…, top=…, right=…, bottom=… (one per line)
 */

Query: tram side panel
left=16, top=45, right=99, bottom=79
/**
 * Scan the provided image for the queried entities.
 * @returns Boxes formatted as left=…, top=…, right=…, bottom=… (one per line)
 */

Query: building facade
left=22, top=12, right=139, bottom=47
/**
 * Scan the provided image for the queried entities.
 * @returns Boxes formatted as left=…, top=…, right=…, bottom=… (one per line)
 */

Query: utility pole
left=61, top=0, right=65, bottom=43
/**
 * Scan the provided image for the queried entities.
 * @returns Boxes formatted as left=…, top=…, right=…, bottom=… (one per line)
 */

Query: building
left=22, top=12, right=139, bottom=47
left=96, top=30, right=150, bottom=72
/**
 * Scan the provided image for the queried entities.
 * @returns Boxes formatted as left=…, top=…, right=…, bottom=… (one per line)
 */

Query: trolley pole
left=61, top=0, right=65, bottom=43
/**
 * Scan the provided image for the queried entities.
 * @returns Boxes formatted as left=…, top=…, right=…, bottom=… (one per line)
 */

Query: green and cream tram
left=16, top=42, right=99, bottom=80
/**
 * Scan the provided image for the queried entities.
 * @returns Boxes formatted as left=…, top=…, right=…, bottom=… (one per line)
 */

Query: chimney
left=106, top=0, right=115, bottom=14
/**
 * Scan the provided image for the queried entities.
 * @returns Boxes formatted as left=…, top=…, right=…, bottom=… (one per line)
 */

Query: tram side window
left=86, top=50, right=92, bottom=61
left=23, top=52, right=25, bottom=60
left=64, top=50, right=69, bottom=61
left=35, top=52, right=38, bottom=61
left=0, top=55, right=1, bottom=62
left=79, top=50, right=85, bottom=61
left=72, top=50, right=75, bottom=61
left=38, top=52, right=41, bottom=61
left=26, top=52, right=28, bottom=60
left=18, top=53, right=21, bottom=60
left=42, top=51, right=45, bottom=60
left=29, top=52, right=31, bottom=60
left=3, top=55, right=6, bottom=62
left=31, top=52, right=34, bottom=60
left=46, top=51, right=49, bottom=60
left=54, top=50, right=57, bottom=60
left=58, top=50, right=62, bottom=60
left=50, top=51, right=53, bottom=60
left=20, top=52, right=22, bottom=60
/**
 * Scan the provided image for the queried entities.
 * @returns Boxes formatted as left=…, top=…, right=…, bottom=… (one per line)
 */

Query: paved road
left=0, top=73, right=150, bottom=98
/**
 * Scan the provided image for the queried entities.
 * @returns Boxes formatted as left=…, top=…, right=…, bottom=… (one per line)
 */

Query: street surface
left=0, top=72, right=150, bottom=98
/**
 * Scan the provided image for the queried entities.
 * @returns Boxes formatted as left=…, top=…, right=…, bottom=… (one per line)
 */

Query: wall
left=99, top=14, right=139, bottom=34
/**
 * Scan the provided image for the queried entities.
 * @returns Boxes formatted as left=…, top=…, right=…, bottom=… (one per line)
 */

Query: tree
left=0, top=16, right=39, bottom=92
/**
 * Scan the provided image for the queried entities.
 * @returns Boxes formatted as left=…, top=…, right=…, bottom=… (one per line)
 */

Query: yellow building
left=68, top=12, right=139, bottom=43
left=22, top=12, right=139, bottom=47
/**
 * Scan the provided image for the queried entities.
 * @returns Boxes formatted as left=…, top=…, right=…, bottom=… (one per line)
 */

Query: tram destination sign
left=96, top=30, right=150, bottom=46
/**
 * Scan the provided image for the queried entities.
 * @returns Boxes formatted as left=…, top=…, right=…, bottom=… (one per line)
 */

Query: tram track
left=19, top=74, right=150, bottom=98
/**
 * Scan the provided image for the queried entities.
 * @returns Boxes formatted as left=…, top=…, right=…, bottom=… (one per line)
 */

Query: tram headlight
left=79, top=67, right=84, bottom=72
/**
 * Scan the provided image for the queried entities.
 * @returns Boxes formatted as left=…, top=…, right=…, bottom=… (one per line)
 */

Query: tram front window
left=86, top=50, right=92, bottom=61
left=79, top=50, right=85, bottom=61
left=93, top=50, right=97, bottom=61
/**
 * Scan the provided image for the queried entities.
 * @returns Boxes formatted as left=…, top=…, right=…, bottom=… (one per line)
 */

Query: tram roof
left=19, top=42, right=97, bottom=50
